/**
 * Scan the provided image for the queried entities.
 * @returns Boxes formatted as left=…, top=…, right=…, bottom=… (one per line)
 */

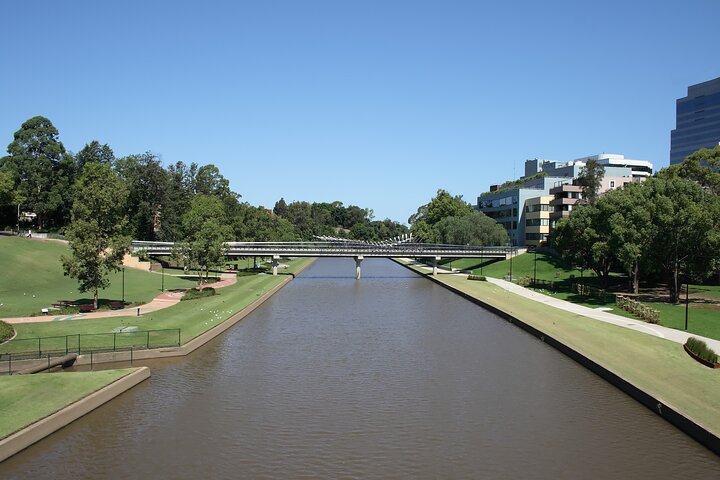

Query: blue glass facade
left=670, top=77, right=720, bottom=165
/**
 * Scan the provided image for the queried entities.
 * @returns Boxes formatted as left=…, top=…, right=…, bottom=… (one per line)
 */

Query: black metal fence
left=0, top=328, right=181, bottom=367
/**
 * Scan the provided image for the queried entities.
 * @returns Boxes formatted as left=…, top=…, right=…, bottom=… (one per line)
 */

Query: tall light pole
left=685, top=275, right=690, bottom=331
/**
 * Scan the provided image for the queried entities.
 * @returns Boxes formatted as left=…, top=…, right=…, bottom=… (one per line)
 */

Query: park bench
left=110, top=301, right=126, bottom=310
left=78, top=304, right=96, bottom=313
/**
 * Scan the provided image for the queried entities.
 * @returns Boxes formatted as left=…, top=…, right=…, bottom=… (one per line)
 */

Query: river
left=1, top=258, right=718, bottom=478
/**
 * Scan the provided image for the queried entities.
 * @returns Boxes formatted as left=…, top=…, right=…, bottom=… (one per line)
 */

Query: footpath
left=408, top=260, right=720, bottom=353
left=2, top=274, right=237, bottom=325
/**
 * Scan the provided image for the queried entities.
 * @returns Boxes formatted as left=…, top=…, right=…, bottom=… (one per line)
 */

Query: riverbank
left=396, top=259, right=720, bottom=455
left=0, top=367, right=150, bottom=462
left=2, top=258, right=316, bottom=367
left=0, top=259, right=315, bottom=463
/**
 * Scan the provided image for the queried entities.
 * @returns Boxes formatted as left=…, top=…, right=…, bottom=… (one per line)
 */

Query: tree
left=643, top=176, right=720, bottom=303
left=0, top=171, right=14, bottom=206
left=0, top=116, right=73, bottom=228
left=661, top=146, right=720, bottom=195
left=61, top=163, right=130, bottom=309
left=409, top=189, right=474, bottom=242
left=553, top=204, right=615, bottom=288
left=175, top=195, right=233, bottom=284
left=577, top=159, right=605, bottom=204
left=75, top=140, right=115, bottom=172
left=436, top=211, right=509, bottom=246
left=601, top=184, right=655, bottom=294
left=273, top=197, right=288, bottom=217
left=115, top=152, right=167, bottom=240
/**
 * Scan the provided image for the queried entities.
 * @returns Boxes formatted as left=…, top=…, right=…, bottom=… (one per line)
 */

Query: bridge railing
left=131, top=240, right=514, bottom=257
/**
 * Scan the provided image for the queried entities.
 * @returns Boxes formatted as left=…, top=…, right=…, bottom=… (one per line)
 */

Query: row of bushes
left=467, top=275, right=487, bottom=281
left=181, top=287, right=216, bottom=301
left=0, top=320, right=14, bottom=343
left=685, top=337, right=719, bottom=365
left=616, top=295, right=660, bottom=324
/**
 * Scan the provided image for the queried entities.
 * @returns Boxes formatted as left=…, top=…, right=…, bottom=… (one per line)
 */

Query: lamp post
left=161, top=263, right=165, bottom=292
left=508, top=244, right=513, bottom=282
left=685, top=276, right=690, bottom=331
left=122, top=267, right=125, bottom=303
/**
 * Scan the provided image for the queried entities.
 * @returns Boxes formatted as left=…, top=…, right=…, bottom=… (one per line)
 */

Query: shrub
left=181, top=287, right=217, bottom=301
left=0, top=320, right=14, bottom=342
left=685, top=337, right=719, bottom=364
left=467, top=275, right=487, bottom=281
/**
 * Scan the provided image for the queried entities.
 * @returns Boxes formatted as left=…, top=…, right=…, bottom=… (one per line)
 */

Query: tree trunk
left=93, top=289, right=98, bottom=310
left=632, top=263, right=639, bottom=295
left=670, top=267, right=680, bottom=304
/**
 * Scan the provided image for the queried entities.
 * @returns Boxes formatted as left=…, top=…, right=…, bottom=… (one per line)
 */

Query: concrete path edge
left=0, top=367, right=151, bottom=462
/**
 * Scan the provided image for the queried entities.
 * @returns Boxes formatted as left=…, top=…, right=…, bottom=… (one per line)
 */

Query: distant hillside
left=0, top=237, right=196, bottom=318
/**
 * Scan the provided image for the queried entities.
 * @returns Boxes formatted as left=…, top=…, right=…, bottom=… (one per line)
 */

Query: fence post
left=147, top=330, right=150, bottom=349
left=65, top=335, right=69, bottom=354
left=113, top=333, right=116, bottom=351
left=77, top=334, right=81, bottom=354
left=178, top=329, right=181, bottom=347
left=90, top=351, right=93, bottom=370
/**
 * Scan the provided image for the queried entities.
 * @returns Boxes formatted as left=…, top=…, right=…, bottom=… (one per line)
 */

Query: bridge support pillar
left=355, top=256, right=363, bottom=280
left=432, top=256, right=441, bottom=276
left=271, top=255, right=280, bottom=276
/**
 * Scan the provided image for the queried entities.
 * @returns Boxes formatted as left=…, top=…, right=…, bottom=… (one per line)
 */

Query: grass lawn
left=0, top=237, right=198, bottom=318
left=403, top=262, right=720, bottom=435
left=0, top=368, right=136, bottom=440
left=0, top=258, right=315, bottom=355
left=443, top=253, right=720, bottom=341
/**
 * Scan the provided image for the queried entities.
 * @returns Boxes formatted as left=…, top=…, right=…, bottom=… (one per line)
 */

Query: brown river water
left=1, top=258, right=719, bottom=478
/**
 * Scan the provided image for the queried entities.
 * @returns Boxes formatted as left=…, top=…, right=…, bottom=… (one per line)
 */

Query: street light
left=685, top=275, right=690, bottom=331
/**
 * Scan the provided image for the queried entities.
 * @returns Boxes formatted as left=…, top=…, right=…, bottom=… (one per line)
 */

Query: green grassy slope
left=0, top=369, right=135, bottom=440
left=0, top=237, right=198, bottom=318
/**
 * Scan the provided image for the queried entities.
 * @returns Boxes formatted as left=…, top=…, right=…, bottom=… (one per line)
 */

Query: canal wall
left=0, top=367, right=150, bottom=462
left=394, top=259, right=720, bottom=456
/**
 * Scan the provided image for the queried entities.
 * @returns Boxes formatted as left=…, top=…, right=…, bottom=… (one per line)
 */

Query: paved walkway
left=407, top=260, right=720, bottom=353
left=3, top=274, right=237, bottom=325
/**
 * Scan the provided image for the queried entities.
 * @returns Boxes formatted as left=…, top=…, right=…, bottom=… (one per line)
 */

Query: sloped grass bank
left=0, top=369, right=135, bottom=440
left=2, top=258, right=315, bottom=353
left=0, top=237, right=197, bottom=318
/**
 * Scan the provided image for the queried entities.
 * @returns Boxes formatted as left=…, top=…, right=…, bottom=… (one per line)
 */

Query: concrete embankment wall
left=0, top=367, right=151, bottom=462
left=394, top=260, right=720, bottom=456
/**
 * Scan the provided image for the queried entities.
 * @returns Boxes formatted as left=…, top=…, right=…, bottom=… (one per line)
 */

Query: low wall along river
left=1, top=258, right=718, bottom=478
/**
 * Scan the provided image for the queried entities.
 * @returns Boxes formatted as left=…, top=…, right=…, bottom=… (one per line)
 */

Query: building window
left=610, top=181, right=615, bottom=188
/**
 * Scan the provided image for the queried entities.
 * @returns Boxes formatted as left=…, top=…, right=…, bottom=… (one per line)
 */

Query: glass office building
left=670, top=76, right=720, bottom=165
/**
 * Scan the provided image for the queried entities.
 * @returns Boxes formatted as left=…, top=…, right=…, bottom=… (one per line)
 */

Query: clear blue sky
left=1, top=0, right=718, bottom=224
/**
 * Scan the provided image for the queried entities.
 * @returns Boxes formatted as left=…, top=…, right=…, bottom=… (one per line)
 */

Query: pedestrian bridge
left=130, top=239, right=515, bottom=279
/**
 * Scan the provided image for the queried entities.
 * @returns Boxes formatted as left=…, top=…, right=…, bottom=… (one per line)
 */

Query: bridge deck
left=130, top=241, right=513, bottom=259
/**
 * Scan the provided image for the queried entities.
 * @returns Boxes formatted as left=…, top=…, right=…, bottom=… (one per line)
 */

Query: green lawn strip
left=442, top=254, right=720, bottom=341
left=403, top=264, right=720, bottom=434
left=1, top=258, right=316, bottom=355
left=0, top=368, right=136, bottom=440
left=0, top=237, right=198, bottom=318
